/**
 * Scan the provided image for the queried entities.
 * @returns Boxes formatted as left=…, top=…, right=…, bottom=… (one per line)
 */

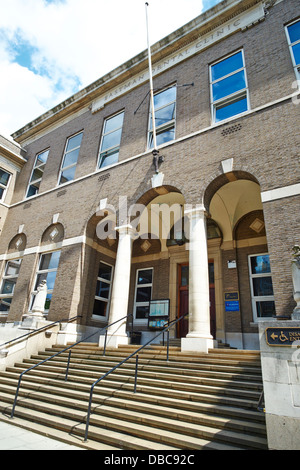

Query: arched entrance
left=204, top=171, right=274, bottom=349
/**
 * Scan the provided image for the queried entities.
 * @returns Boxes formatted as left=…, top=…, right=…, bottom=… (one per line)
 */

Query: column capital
left=184, top=204, right=209, bottom=218
left=115, top=224, right=137, bottom=238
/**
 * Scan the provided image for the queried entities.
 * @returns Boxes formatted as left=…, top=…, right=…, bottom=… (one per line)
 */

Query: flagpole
left=145, top=2, right=158, bottom=157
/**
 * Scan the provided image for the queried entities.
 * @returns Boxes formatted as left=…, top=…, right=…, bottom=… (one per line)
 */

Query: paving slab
left=0, top=420, right=83, bottom=450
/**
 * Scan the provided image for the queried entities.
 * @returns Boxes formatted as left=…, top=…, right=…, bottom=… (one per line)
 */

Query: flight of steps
left=0, top=343, right=268, bottom=450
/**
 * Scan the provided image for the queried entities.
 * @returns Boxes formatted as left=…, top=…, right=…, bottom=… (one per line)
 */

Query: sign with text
left=265, top=327, right=300, bottom=347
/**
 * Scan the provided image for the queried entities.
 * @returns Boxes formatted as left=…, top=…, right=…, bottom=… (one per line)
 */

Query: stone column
left=99, top=224, right=135, bottom=348
left=181, top=205, right=214, bottom=353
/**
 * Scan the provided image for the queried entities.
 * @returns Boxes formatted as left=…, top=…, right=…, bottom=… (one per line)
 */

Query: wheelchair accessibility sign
left=265, top=327, right=300, bottom=346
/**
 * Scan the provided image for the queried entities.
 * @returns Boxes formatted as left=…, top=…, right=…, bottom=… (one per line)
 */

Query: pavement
left=0, top=420, right=83, bottom=450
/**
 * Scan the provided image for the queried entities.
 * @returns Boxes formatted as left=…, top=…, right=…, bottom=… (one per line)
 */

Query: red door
left=178, top=264, right=189, bottom=338
left=177, top=262, right=216, bottom=339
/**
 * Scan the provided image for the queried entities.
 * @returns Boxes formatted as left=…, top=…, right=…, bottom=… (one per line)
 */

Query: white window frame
left=210, top=49, right=250, bottom=124
left=97, top=111, right=124, bottom=169
left=248, top=253, right=275, bottom=322
left=285, top=19, right=300, bottom=81
left=58, top=131, right=83, bottom=186
left=26, top=148, right=49, bottom=198
left=0, top=168, right=11, bottom=202
left=92, top=261, right=114, bottom=321
left=0, top=258, right=22, bottom=314
left=147, top=85, right=177, bottom=150
left=133, top=267, right=153, bottom=324
left=30, top=250, right=61, bottom=314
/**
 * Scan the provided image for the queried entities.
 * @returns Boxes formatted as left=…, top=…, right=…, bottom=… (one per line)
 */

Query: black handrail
left=0, top=315, right=81, bottom=350
left=10, top=314, right=132, bottom=419
left=84, top=313, right=188, bottom=441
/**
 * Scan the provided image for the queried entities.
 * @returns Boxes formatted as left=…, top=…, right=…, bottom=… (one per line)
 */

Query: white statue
left=31, top=280, right=47, bottom=317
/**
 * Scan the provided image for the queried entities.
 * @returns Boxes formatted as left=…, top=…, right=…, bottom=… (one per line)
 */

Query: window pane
left=0, top=188, right=4, bottom=199
left=95, top=280, right=110, bottom=299
left=292, top=42, right=300, bottom=65
left=253, top=277, right=274, bottom=297
left=59, top=165, right=76, bottom=184
left=154, top=87, right=176, bottom=109
left=93, top=299, right=108, bottom=317
left=137, top=269, right=153, bottom=285
left=136, top=286, right=152, bottom=303
left=150, top=103, right=176, bottom=129
left=0, top=169, right=10, bottom=186
left=211, top=51, right=244, bottom=81
left=256, top=300, right=275, bottom=318
left=250, top=255, right=271, bottom=275
left=5, top=259, right=21, bottom=276
left=62, top=148, right=80, bottom=169
left=149, top=127, right=175, bottom=148
left=212, top=70, right=246, bottom=101
left=35, top=271, right=57, bottom=291
left=27, top=183, right=40, bottom=198
left=104, top=113, right=124, bottom=134
left=136, top=305, right=149, bottom=319
left=215, top=95, right=247, bottom=122
left=288, top=21, right=300, bottom=43
left=40, top=251, right=61, bottom=271
left=98, top=263, right=112, bottom=281
left=66, top=133, right=83, bottom=152
left=30, top=167, right=44, bottom=183
left=181, top=265, right=189, bottom=287
left=0, top=298, right=12, bottom=312
left=36, top=150, right=49, bottom=165
left=99, top=149, right=119, bottom=168
left=101, top=128, right=123, bottom=151
left=1, top=279, right=16, bottom=295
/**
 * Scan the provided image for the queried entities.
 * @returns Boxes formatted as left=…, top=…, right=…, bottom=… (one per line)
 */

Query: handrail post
left=65, top=350, right=71, bottom=381
left=167, top=330, right=170, bottom=362
left=103, top=330, right=108, bottom=356
left=134, top=355, right=139, bottom=393
left=84, top=385, right=95, bottom=442
left=11, top=373, right=24, bottom=418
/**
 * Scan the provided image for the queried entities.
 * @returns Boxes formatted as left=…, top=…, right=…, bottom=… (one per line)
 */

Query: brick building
left=0, top=0, right=299, bottom=351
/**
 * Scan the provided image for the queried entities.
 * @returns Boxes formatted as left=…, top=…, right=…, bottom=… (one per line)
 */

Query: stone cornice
left=0, top=135, right=26, bottom=168
left=12, top=0, right=267, bottom=144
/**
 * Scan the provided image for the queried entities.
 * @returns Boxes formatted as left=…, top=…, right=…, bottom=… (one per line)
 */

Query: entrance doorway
left=177, top=262, right=216, bottom=338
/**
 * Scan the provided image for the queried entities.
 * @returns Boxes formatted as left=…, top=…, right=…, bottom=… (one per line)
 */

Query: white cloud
left=0, top=0, right=213, bottom=138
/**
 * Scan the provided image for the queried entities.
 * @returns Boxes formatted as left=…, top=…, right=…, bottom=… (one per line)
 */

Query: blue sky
left=0, top=0, right=222, bottom=139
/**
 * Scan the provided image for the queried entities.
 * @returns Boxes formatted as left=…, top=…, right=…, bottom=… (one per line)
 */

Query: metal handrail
left=0, top=315, right=81, bottom=350
left=10, top=314, right=132, bottom=418
left=84, top=313, right=188, bottom=441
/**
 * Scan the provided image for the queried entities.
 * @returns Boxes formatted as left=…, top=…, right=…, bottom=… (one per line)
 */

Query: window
left=134, top=268, right=153, bottom=321
left=93, top=262, right=113, bottom=319
left=59, top=132, right=83, bottom=185
left=210, top=50, right=249, bottom=123
left=248, top=254, right=276, bottom=321
left=286, top=20, right=300, bottom=79
left=26, top=149, right=49, bottom=197
left=30, top=251, right=61, bottom=312
left=0, top=259, right=22, bottom=313
left=98, top=112, right=124, bottom=169
left=148, top=86, right=176, bottom=149
left=0, top=169, right=11, bottom=201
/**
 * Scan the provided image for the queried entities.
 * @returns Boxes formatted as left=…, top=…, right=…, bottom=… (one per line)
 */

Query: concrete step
left=5, top=363, right=262, bottom=402
left=0, top=379, right=266, bottom=436
left=0, top=344, right=267, bottom=450
left=0, top=373, right=265, bottom=423
left=0, top=390, right=266, bottom=450
left=21, top=356, right=263, bottom=390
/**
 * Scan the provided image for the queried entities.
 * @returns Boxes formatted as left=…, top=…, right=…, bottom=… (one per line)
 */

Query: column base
left=99, top=334, right=129, bottom=349
left=181, top=335, right=214, bottom=353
